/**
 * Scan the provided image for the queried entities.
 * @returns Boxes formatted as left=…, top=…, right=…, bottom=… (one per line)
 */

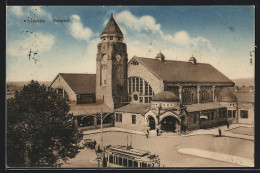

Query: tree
left=7, top=80, right=83, bottom=167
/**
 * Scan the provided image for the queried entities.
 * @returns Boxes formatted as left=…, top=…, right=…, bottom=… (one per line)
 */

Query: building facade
left=50, top=14, right=254, bottom=133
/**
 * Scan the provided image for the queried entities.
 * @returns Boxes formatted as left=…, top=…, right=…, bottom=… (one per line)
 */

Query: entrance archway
left=148, top=116, right=155, bottom=130
left=161, top=116, right=179, bottom=132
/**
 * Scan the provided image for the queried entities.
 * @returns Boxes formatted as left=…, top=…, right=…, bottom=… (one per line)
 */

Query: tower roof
left=155, top=51, right=165, bottom=61
left=152, top=91, right=179, bottom=102
left=101, top=14, right=123, bottom=36
left=218, top=89, right=237, bottom=102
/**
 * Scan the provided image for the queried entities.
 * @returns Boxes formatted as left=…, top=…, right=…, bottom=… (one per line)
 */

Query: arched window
left=101, top=53, right=108, bottom=86
left=128, top=77, right=154, bottom=103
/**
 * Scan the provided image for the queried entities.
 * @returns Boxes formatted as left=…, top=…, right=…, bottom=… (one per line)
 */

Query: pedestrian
left=146, top=130, right=149, bottom=138
left=93, top=139, right=97, bottom=150
left=156, top=128, right=159, bottom=136
left=218, top=128, right=222, bottom=137
left=226, top=121, right=230, bottom=129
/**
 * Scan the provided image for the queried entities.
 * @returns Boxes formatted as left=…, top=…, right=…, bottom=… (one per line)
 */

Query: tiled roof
left=218, top=87, right=254, bottom=103
left=59, top=73, right=96, bottom=94
left=69, top=103, right=112, bottom=116
left=101, top=14, right=123, bottom=36
left=186, top=102, right=226, bottom=112
left=134, top=57, right=234, bottom=84
left=115, top=103, right=151, bottom=114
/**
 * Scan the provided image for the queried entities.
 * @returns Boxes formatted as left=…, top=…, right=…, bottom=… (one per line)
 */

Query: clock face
left=101, top=53, right=108, bottom=64
left=116, top=54, right=122, bottom=62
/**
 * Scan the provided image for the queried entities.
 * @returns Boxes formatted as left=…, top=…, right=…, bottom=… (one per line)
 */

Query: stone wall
left=238, top=103, right=254, bottom=124
left=115, top=112, right=146, bottom=131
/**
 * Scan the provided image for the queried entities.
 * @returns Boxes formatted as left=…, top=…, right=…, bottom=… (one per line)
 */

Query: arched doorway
left=148, top=116, right=155, bottom=130
left=161, top=116, right=179, bottom=132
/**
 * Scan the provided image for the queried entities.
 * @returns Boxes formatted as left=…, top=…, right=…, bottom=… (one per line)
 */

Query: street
left=62, top=131, right=253, bottom=167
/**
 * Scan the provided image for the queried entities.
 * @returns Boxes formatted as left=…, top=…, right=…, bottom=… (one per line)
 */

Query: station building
left=50, top=14, right=254, bottom=133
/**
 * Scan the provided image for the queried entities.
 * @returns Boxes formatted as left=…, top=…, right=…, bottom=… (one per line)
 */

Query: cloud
left=69, top=15, right=93, bottom=41
left=7, top=32, right=55, bottom=57
left=116, top=11, right=161, bottom=33
left=9, top=6, right=23, bottom=16
left=115, top=10, right=215, bottom=53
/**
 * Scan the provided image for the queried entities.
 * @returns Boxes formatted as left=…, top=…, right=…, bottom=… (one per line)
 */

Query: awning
left=186, top=102, right=225, bottom=112
left=69, top=103, right=113, bottom=116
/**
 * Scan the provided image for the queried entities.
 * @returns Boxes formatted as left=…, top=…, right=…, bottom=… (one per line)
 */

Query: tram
left=104, top=145, right=160, bottom=168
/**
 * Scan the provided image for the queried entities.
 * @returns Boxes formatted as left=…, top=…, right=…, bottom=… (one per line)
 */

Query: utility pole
left=101, top=106, right=103, bottom=151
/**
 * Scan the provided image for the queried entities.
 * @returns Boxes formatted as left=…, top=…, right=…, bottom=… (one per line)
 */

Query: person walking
left=156, top=128, right=159, bottom=136
left=218, top=128, right=222, bottom=137
left=93, top=139, right=97, bottom=150
left=226, top=121, right=230, bottom=129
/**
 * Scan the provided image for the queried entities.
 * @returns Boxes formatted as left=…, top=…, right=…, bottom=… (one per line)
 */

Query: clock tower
left=96, top=14, right=128, bottom=109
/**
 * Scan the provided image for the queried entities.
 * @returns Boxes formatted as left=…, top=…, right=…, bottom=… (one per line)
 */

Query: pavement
left=83, top=123, right=254, bottom=141
left=182, top=123, right=254, bottom=141
left=178, top=148, right=254, bottom=167
left=66, top=124, right=254, bottom=168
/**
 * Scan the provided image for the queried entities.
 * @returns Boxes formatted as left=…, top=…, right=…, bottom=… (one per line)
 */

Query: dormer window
left=131, top=59, right=139, bottom=65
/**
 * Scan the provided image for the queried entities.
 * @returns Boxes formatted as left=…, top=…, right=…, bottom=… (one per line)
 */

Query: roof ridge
left=136, top=56, right=210, bottom=65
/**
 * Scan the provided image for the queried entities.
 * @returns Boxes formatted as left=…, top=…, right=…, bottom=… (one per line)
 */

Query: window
left=140, top=79, right=143, bottom=94
left=132, top=115, right=136, bottom=124
left=228, top=110, right=232, bottom=118
left=128, top=77, right=154, bottom=103
left=129, top=78, right=132, bottom=94
left=223, top=110, right=227, bottom=118
left=233, top=110, right=236, bottom=118
left=211, top=112, right=215, bottom=120
left=77, top=94, right=95, bottom=104
left=133, top=94, right=138, bottom=101
left=109, top=36, right=113, bottom=40
left=207, top=112, right=210, bottom=121
left=218, top=110, right=222, bottom=119
left=145, top=81, right=148, bottom=95
left=57, top=88, right=68, bottom=100
left=116, top=113, right=122, bottom=122
left=136, top=78, right=139, bottom=92
left=193, top=114, right=197, bottom=124
left=240, top=110, right=248, bottom=119
left=133, top=78, right=136, bottom=91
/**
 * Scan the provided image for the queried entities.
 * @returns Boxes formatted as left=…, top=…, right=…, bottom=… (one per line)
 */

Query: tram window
left=109, top=155, right=113, bottom=163
left=134, top=161, right=138, bottom=167
left=128, top=160, right=133, bottom=167
left=119, top=157, right=122, bottom=165
left=123, top=158, right=127, bottom=166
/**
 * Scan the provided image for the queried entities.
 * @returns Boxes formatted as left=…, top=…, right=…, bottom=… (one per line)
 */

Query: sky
left=6, top=6, right=255, bottom=82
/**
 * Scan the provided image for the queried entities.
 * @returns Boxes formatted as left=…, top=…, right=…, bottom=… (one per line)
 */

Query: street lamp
left=96, top=106, right=112, bottom=167
left=96, top=146, right=102, bottom=167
